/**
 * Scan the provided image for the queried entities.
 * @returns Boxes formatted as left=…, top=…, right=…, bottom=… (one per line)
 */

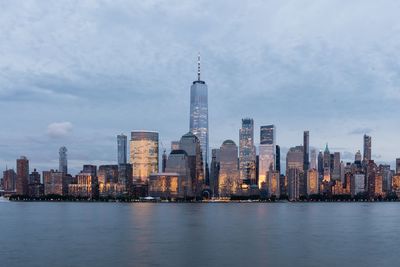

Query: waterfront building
left=323, top=144, right=331, bottom=182
left=117, top=134, right=127, bottom=165
left=189, top=54, right=209, bottom=175
left=210, top=148, right=220, bottom=196
left=148, top=173, right=181, bottom=199
left=98, top=165, right=120, bottom=197
left=3, top=169, right=16, bottom=192
left=118, top=163, right=133, bottom=189
left=165, top=150, right=192, bottom=198
left=239, top=118, right=256, bottom=183
left=218, top=140, right=239, bottom=197
left=363, top=135, right=372, bottom=161
left=43, top=170, right=70, bottom=196
left=332, top=152, right=341, bottom=181
left=28, top=169, right=44, bottom=197
left=307, top=169, right=319, bottom=195
left=259, top=125, right=276, bottom=190
left=130, top=131, right=159, bottom=183
left=366, top=160, right=378, bottom=197
left=59, top=146, right=68, bottom=174
left=392, top=174, right=400, bottom=197
left=286, top=146, right=304, bottom=200
left=267, top=170, right=280, bottom=198
left=16, top=156, right=29, bottom=195
left=379, top=164, right=392, bottom=193
left=179, top=132, right=204, bottom=196
left=351, top=173, right=365, bottom=196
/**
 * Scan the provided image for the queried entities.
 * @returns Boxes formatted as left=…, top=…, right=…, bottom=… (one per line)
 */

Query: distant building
left=210, top=148, right=220, bottom=196
left=3, top=169, right=16, bottom=192
left=189, top=54, right=209, bottom=176
left=43, top=170, right=70, bottom=196
left=28, top=169, right=44, bottom=198
left=239, top=118, right=256, bottom=183
left=286, top=146, right=304, bottom=200
left=179, top=132, right=204, bottom=197
left=303, top=131, right=310, bottom=172
left=165, top=150, right=192, bottom=198
left=352, top=173, right=365, bottom=196
left=118, top=163, right=133, bottom=189
left=310, top=148, right=317, bottom=170
left=307, top=169, right=319, bottom=195
left=363, top=135, right=372, bottom=161
left=323, top=144, right=331, bottom=182
left=396, top=158, right=400, bottom=174
left=317, top=151, right=324, bottom=180
left=276, top=145, right=281, bottom=173
left=392, top=174, right=400, bottom=197
left=267, top=171, right=280, bottom=198
left=332, top=152, right=341, bottom=181
left=148, top=173, right=182, bottom=199
left=259, top=125, right=276, bottom=190
left=130, top=131, right=159, bottom=183
left=68, top=172, right=97, bottom=198
left=117, top=134, right=127, bottom=165
left=355, top=150, right=362, bottom=162
left=366, top=160, right=378, bottom=198
left=218, top=140, right=239, bottom=197
left=59, top=146, right=68, bottom=174
left=16, top=156, right=29, bottom=195
left=98, top=165, right=120, bottom=197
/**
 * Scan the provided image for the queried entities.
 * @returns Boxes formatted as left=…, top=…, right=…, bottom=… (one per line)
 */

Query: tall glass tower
left=59, top=146, right=68, bottom=174
left=239, top=118, right=256, bottom=183
left=189, top=54, right=209, bottom=176
left=117, top=134, right=127, bottom=164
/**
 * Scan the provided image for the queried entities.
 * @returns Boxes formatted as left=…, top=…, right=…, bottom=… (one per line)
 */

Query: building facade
left=117, top=134, right=127, bottom=165
left=218, top=140, right=239, bottom=197
left=239, top=118, right=256, bottom=183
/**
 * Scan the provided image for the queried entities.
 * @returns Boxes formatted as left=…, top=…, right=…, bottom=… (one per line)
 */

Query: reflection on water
left=0, top=202, right=399, bottom=267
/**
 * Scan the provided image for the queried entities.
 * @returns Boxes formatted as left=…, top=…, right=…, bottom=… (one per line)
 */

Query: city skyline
left=1, top=1, right=400, bottom=174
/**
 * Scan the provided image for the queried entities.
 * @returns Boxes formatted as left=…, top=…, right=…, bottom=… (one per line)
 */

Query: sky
left=1, top=0, right=400, bottom=175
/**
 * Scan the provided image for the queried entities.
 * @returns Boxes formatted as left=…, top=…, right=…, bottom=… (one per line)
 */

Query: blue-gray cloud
left=1, top=0, right=400, bottom=174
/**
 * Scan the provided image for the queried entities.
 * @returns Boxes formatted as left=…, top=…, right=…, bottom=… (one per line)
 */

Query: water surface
left=0, top=202, right=398, bottom=267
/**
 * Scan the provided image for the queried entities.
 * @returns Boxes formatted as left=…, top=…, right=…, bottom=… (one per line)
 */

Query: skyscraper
left=303, top=131, right=310, bottom=172
left=286, top=146, right=304, bottom=200
left=396, top=158, right=400, bottom=174
left=130, top=131, right=159, bottom=183
left=117, top=134, right=127, bottom=165
left=189, top=54, right=209, bottom=175
left=276, top=145, right=281, bottom=173
left=59, top=146, right=68, bottom=174
left=355, top=150, right=362, bottom=162
left=323, top=144, right=331, bottom=182
left=218, top=140, right=239, bottom=197
left=363, top=134, right=371, bottom=161
left=239, top=118, right=256, bottom=183
left=16, top=156, right=29, bottom=195
left=259, top=125, right=276, bottom=190
left=310, top=148, right=317, bottom=170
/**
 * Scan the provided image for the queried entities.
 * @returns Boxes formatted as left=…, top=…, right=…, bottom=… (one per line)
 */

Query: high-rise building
left=307, top=169, right=319, bottom=195
left=2, top=169, right=16, bottom=191
left=363, top=134, right=372, bottom=161
left=267, top=171, right=280, bottom=198
left=117, top=134, right=127, bottom=165
left=310, top=149, right=317, bottom=170
left=239, top=118, right=256, bottom=183
left=332, top=152, right=341, bottom=180
left=276, top=145, right=281, bottom=173
left=351, top=173, right=365, bottom=196
left=218, top=140, right=239, bottom=197
left=179, top=132, right=204, bottom=196
left=58, top=146, right=68, bottom=174
left=210, top=148, right=220, bottom=196
left=355, top=150, right=362, bottom=162
left=366, top=160, right=377, bottom=197
left=165, top=150, right=192, bottom=198
left=396, top=158, right=400, bottom=174
left=259, top=125, right=276, bottom=190
left=303, top=131, right=310, bottom=172
left=286, top=146, right=304, bottom=200
left=118, top=163, right=133, bottom=188
left=317, top=151, right=324, bottom=179
left=16, top=156, right=29, bottom=195
left=189, top=54, right=209, bottom=175
left=28, top=169, right=44, bottom=198
left=43, top=170, right=70, bottom=196
left=98, top=165, right=119, bottom=184
left=323, top=144, right=331, bottom=182
left=130, top=131, right=159, bottom=183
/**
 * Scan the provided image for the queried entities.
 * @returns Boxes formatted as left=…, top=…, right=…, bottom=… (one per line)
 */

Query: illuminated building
left=363, top=134, right=371, bottom=161
left=189, top=54, right=209, bottom=175
left=165, top=150, right=192, bottom=197
left=317, top=151, right=324, bottom=180
left=366, top=160, right=377, bottom=197
left=59, top=146, right=68, bottom=174
left=267, top=170, right=280, bottom=198
left=310, top=149, right=317, bottom=170
left=68, top=173, right=97, bottom=198
left=130, top=131, right=159, bottom=183
left=43, top=170, right=70, bottom=196
left=307, top=169, right=319, bottom=195
left=98, top=165, right=120, bottom=197
left=323, top=144, right=331, bottom=182
left=148, top=173, right=181, bottom=199
left=392, top=174, right=400, bottom=197
left=218, top=140, right=239, bottom=197
left=286, top=146, right=304, bottom=200
left=117, top=134, right=127, bottom=165
left=179, top=132, right=204, bottom=196
left=259, top=125, right=276, bottom=189
left=239, top=118, right=256, bottom=183
left=379, top=164, right=392, bottom=193
left=332, top=152, right=341, bottom=181
left=16, top=156, right=29, bottom=195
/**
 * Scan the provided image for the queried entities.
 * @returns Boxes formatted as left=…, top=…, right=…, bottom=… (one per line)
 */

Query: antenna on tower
left=197, top=52, right=201, bottom=81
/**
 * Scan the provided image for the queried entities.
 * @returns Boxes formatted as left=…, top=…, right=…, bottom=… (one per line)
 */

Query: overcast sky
left=1, top=0, right=400, bottom=174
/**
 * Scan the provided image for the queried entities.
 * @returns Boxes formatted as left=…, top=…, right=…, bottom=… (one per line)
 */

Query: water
left=0, top=202, right=398, bottom=267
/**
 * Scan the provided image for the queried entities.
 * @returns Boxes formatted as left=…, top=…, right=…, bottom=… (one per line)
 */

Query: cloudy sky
left=1, top=0, right=400, bottom=174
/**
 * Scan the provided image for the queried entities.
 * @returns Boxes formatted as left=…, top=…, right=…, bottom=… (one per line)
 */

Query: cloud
left=46, top=122, right=73, bottom=138
left=348, top=128, right=373, bottom=135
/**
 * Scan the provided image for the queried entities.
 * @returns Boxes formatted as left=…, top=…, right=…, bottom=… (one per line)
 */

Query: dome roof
left=222, top=139, right=236, bottom=146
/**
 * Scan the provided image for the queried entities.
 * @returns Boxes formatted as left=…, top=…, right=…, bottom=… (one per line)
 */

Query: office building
left=259, top=125, right=276, bottom=190
left=218, top=140, right=239, bottom=197
left=16, top=156, right=29, bottom=195
left=117, top=134, right=127, bottom=165
left=286, top=146, right=304, bottom=200
left=363, top=135, right=371, bottom=161
left=303, top=131, right=309, bottom=172
left=239, top=118, right=256, bottom=183
left=59, top=146, right=68, bottom=174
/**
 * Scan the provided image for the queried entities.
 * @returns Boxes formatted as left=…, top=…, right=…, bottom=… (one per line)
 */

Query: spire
left=197, top=52, right=201, bottom=81
left=324, top=143, right=329, bottom=153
